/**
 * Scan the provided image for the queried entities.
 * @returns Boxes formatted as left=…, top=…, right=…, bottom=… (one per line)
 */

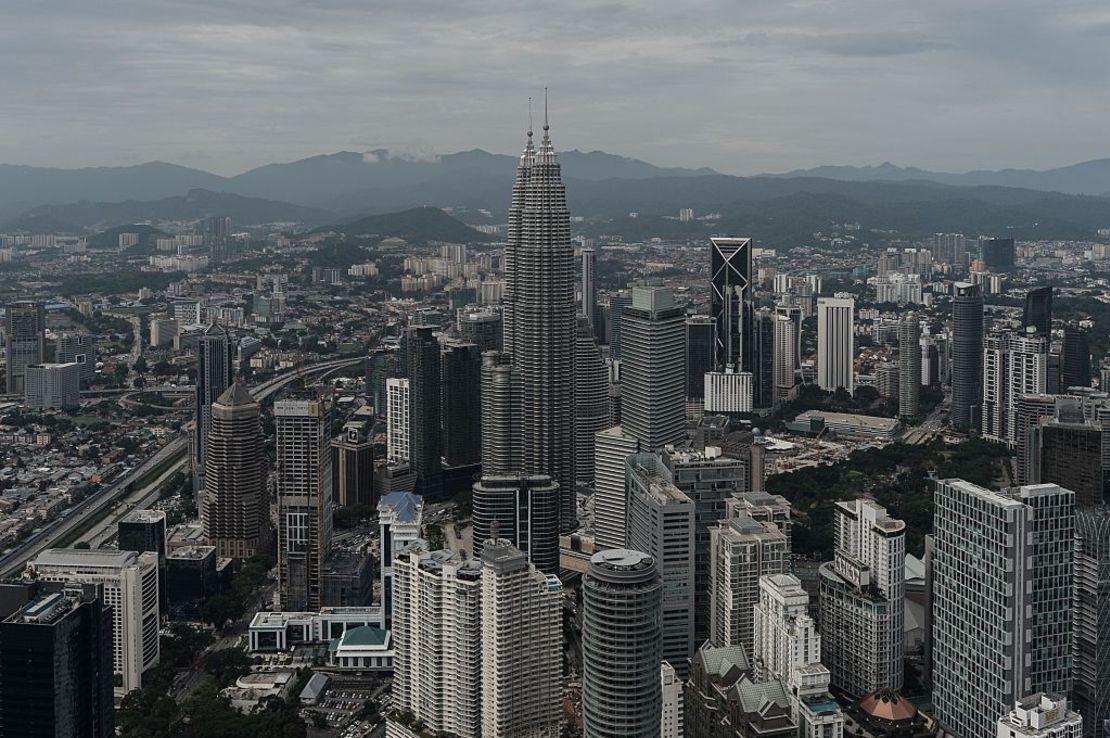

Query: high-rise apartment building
left=441, top=341, right=481, bottom=469
left=997, top=694, right=1083, bottom=738
left=982, top=330, right=1048, bottom=445
left=405, top=325, right=443, bottom=499
left=708, top=513, right=789, bottom=653
left=621, top=283, right=686, bottom=449
left=817, top=295, right=855, bottom=392
left=386, top=378, right=410, bottom=462
left=275, top=397, right=333, bottom=611
left=818, top=500, right=906, bottom=697
left=931, top=480, right=1074, bottom=738
left=29, top=549, right=160, bottom=695
left=479, top=541, right=563, bottom=738
left=471, top=474, right=560, bottom=574
left=581, top=247, right=597, bottom=327
left=1074, top=507, right=1110, bottom=738
left=332, top=416, right=374, bottom=508
left=0, top=583, right=115, bottom=738
left=503, top=119, right=577, bottom=531
left=898, top=313, right=921, bottom=418
left=1023, top=286, right=1053, bottom=337
left=203, top=383, right=265, bottom=559
left=195, top=321, right=232, bottom=492
left=391, top=542, right=482, bottom=738
left=24, top=362, right=81, bottom=409
left=582, top=549, right=663, bottom=738
left=480, top=351, right=521, bottom=475
left=575, top=317, right=610, bottom=483
left=773, top=313, right=797, bottom=404
left=626, top=453, right=696, bottom=673
left=55, top=332, right=95, bottom=386
left=951, top=282, right=984, bottom=430
left=4, top=300, right=44, bottom=394
left=593, top=425, right=641, bottom=549
left=686, top=315, right=716, bottom=401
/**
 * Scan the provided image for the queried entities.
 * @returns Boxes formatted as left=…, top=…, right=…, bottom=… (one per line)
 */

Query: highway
left=0, top=355, right=364, bottom=579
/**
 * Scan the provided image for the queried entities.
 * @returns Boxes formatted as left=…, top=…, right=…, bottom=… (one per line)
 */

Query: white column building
left=592, top=426, right=640, bottom=549
left=817, top=295, right=855, bottom=392
left=386, top=378, right=411, bottom=462
left=997, top=694, right=1083, bottom=738
left=660, top=661, right=684, bottom=738
left=708, top=514, right=789, bottom=652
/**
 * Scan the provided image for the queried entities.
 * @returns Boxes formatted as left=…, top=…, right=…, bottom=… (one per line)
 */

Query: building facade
left=593, top=426, right=641, bottom=549
left=203, top=383, right=266, bottom=559
left=621, top=284, right=687, bottom=449
left=1074, top=507, right=1110, bottom=738
left=24, top=362, right=80, bottom=409
left=708, top=514, right=789, bottom=653
left=471, top=474, right=560, bottom=574
left=817, top=295, right=855, bottom=393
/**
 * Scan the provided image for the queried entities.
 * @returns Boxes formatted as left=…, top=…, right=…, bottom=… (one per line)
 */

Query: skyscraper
left=0, top=583, right=114, bottom=738
left=203, top=383, right=265, bottom=559
left=365, top=346, right=398, bottom=416
left=582, top=549, right=663, bottom=738
left=581, top=247, right=597, bottom=327
left=1073, top=507, right=1110, bottom=738
left=471, top=474, right=560, bottom=574
left=951, top=282, right=984, bottom=430
left=606, top=290, right=633, bottom=357
left=480, top=351, right=522, bottom=475
left=625, top=453, right=695, bottom=673
left=385, top=378, right=410, bottom=462
left=24, top=362, right=80, bottom=409
left=931, top=480, right=1074, bottom=738
left=593, top=425, right=641, bottom=549
left=898, top=313, right=921, bottom=418
left=575, top=317, right=610, bottom=483
left=504, top=114, right=577, bottom=531
left=817, top=295, right=855, bottom=392
left=4, top=300, right=44, bottom=395
left=710, top=237, right=753, bottom=374
left=195, top=321, right=232, bottom=491
left=980, top=236, right=1016, bottom=272
left=441, top=341, right=481, bottom=469
left=818, top=499, right=906, bottom=696
left=708, top=513, right=789, bottom=652
left=754, top=307, right=777, bottom=409
left=479, top=541, right=563, bottom=738
left=1014, top=394, right=1057, bottom=485
left=1063, top=326, right=1092, bottom=389
left=332, top=416, right=374, bottom=508
left=1037, top=414, right=1104, bottom=507
left=982, top=329, right=1048, bottom=445
left=457, top=308, right=502, bottom=354
left=685, top=315, right=716, bottom=402
left=405, top=325, right=443, bottom=499
left=275, top=397, right=333, bottom=611
left=1023, top=286, right=1053, bottom=337
left=772, top=313, right=797, bottom=404
left=621, top=284, right=686, bottom=449
left=55, top=332, right=95, bottom=386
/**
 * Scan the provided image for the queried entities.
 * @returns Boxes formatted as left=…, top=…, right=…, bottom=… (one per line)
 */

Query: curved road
left=0, top=356, right=364, bottom=578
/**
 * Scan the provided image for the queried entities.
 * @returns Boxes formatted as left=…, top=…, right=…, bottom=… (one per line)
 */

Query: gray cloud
left=0, top=0, right=1107, bottom=175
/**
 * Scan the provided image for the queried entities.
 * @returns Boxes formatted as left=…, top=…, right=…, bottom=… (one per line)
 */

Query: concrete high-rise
left=275, top=397, right=333, bottom=611
left=951, top=282, right=984, bottom=430
left=621, top=284, right=686, bottom=449
left=405, top=325, right=443, bottom=499
left=581, top=247, right=597, bottom=328
left=1023, top=286, right=1053, bottom=337
left=4, top=300, right=44, bottom=395
left=480, top=351, right=521, bottom=475
left=685, top=315, right=716, bottom=402
left=772, top=313, right=797, bottom=404
left=625, top=453, right=695, bottom=673
left=503, top=118, right=577, bottom=532
left=818, top=500, right=906, bottom=697
left=817, top=295, right=855, bottom=392
left=982, top=330, right=1048, bottom=445
left=710, top=237, right=753, bottom=374
left=55, top=332, right=95, bottom=386
left=592, top=426, right=640, bottom=549
left=480, top=541, right=563, bottom=738
left=24, top=362, right=80, bottom=409
left=0, top=583, right=114, bottom=738
left=471, top=474, right=560, bottom=574
left=931, top=480, right=1074, bottom=738
left=203, top=383, right=265, bottom=559
left=582, top=549, right=663, bottom=738
left=708, top=513, right=789, bottom=653
left=332, top=416, right=374, bottom=508
left=391, top=541, right=482, bottom=738
left=195, top=321, right=232, bottom=496
left=29, top=549, right=160, bottom=695
left=898, top=313, right=921, bottom=418
left=386, top=377, right=410, bottom=462
left=441, top=341, right=481, bottom=469
left=1074, top=507, right=1110, bottom=738
left=575, top=317, right=611, bottom=483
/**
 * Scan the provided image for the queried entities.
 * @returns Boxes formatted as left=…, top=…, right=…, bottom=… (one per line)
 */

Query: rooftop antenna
left=528, top=97, right=533, bottom=138
left=543, top=87, right=549, bottom=131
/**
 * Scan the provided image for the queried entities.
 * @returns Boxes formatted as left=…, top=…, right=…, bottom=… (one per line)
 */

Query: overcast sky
left=3, top=0, right=1109, bottom=175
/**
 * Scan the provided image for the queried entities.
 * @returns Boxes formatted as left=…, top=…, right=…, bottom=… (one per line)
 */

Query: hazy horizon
left=4, top=1, right=1110, bottom=175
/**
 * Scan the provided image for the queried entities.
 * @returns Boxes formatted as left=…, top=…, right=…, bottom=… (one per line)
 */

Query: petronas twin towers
left=502, top=111, right=578, bottom=530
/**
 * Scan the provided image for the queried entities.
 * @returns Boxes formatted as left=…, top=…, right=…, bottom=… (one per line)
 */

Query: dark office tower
left=4, top=300, right=44, bottom=394
left=1014, top=394, right=1056, bottom=485
left=950, top=282, right=984, bottom=430
left=1063, top=326, right=1092, bottom=389
left=481, top=351, right=522, bottom=476
left=471, top=474, right=560, bottom=574
left=118, top=509, right=167, bottom=559
left=365, top=346, right=398, bottom=416
left=203, top=383, right=265, bottom=559
left=504, top=114, right=577, bottom=531
left=446, top=284, right=477, bottom=312
left=195, top=321, right=232, bottom=477
left=405, top=325, right=444, bottom=500
left=1038, top=416, right=1105, bottom=507
left=710, top=237, right=753, bottom=373
left=457, top=308, right=501, bottom=354
left=685, top=316, right=715, bottom=401
left=0, top=584, right=114, bottom=738
left=621, top=285, right=686, bottom=449
left=753, top=308, right=776, bottom=408
left=441, top=341, right=482, bottom=468
left=1074, top=506, right=1110, bottom=738
left=581, top=247, right=597, bottom=327
left=56, top=333, right=96, bottom=386
left=582, top=549, right=663, bottom=738
left=607, top=290, right=632, bottom=358
left=898, top=313, right=921, bottom=419
left=979, top=237, right=1016, bottom=272
left=202, top=215, right=232, bottom=262
left=1023, top=286, right=1053, bottom=337
left=332, top=417, right=374, bottom=508
left=575, top=318, right=610, bottom=483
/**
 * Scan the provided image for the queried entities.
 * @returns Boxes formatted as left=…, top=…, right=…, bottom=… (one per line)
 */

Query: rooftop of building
left=34, top=548, right=139, bottom=568
left=330, top=626, right=390, bottom=652
left=167, top=545, right=216, bottom=561
left=121, top=509, right=167, bottom=524
left=377, top=491, right=423, bottom=523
